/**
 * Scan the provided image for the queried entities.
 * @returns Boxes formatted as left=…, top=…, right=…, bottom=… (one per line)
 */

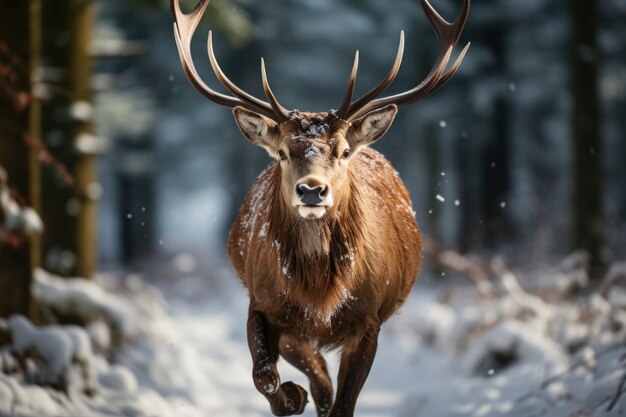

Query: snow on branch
left=0, top=166, right=43, bottom=245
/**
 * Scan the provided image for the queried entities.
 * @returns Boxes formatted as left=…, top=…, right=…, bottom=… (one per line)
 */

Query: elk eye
left=341, top=148, right=351, bottom=159
left=278, top=150, right=287, bottom=161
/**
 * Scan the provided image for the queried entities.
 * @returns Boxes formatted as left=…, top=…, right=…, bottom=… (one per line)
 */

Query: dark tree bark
left=69, top=0, right=98, bottom=278
left=482, top=95, right=512, bottom=244
left=569, top=0, right=607, bottom=279
left=40, top=0, right=76, bottom=276
left=40, top=0, right=99, bottom=278
left=0, top=0, right=42, bottom=319
left=116, top=137, right=156, bottom=265
left=456, top=128, right=475, bottom=254
left=480, top=21, right=513, bottom=247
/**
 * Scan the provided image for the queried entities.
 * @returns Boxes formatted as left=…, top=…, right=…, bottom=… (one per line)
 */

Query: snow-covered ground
left=1, top=259, right=625, bottom=417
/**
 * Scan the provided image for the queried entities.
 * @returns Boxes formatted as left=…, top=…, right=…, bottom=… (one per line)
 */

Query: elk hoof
left=282, top=382, right=308, bottom=414
left=270, top=381, right=308, bottom=416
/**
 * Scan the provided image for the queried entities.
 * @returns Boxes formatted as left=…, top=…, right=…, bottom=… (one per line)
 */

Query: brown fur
left=172, top=0, right=469, bottom=412
left=229, top=148, right=422, bottom=342
left=227, top=111, right=422, bottom=417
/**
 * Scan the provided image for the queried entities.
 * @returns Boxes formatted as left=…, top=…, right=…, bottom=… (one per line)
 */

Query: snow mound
left=398, top=264, right=626, bottom=417
left=3, top=316, right=97, bottom=396
left=33, top=268, right=168, bottom=343
left=463, top=320, right=566, bottom=376
left=97, top=363, right=138, bottom=392
left=0, top=271, right=206, bottom=417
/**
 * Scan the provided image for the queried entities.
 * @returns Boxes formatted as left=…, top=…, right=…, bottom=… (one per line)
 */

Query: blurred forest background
left=1, top=0, right=625, bottom=316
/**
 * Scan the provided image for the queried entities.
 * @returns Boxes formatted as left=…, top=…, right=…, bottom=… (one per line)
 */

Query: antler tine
left=344, top=31, right=405, bottom=117
left=345, top=0, right=470, bottom=120
left=371, top=43, right=456, bottom=109
left=207, top=31, right=273, bottom=111
left=170, top=0, right=287, bottom=121
left=172, top=21, right=246, bottom=109
left=420, top=41, right=470, bottom=98
left=261, top=58, right=290, bottom=122
left=420, top=0, right=469, bottom=47
left=413, top=0, right=469, bottom=93
left=336, top=51, right=360, bottom=119
left=171, top=0, right=210, bottom=43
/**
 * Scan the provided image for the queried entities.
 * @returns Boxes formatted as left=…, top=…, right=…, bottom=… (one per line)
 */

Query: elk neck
left=266, top=167, right=368, bottom=295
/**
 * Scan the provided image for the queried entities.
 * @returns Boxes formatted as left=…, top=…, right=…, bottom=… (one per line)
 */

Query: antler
left=336, top=0, right=471, bottom=120
left=171, top=0, right=290, bottom=122
left=172, top=0, right=470, bottom=123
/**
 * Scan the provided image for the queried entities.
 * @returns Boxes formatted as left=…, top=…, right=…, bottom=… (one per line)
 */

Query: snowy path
left=152, top=278, right=424, bottom=417
left=137, top=272, right=626, bottom=417
left=3, top=268, right=624, bottom=417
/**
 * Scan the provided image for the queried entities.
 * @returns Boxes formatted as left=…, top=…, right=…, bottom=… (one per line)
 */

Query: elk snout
left=294, top=177, right=333, bottom=219
left=296, top=183, right=328, bottom=206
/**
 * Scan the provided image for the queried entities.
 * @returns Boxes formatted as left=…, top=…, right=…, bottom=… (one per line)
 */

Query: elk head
left=171, top=0, right=470, bottom=220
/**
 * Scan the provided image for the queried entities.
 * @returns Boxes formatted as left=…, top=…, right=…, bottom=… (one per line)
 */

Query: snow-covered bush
left=33, top=268, right=169, bottom=345
left=0, top=268, right=169, bottom=401
left=463, top=321, right=566, bottom=376
left=0, top=316, right=97, bottom=395
left=0, top=309, right=186, bottom=417
left=410, top=258, right=626, bottom=356
left=0, top=166, right=43, bottom=240
left=397, top=258, right=626, bottom=417
left=0, top=269, right=202, bottom=417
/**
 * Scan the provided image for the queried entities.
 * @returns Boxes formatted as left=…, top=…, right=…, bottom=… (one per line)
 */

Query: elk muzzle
left=297, top=184, right=327, bottom=205
left=294, top=176, right=333, bottom=219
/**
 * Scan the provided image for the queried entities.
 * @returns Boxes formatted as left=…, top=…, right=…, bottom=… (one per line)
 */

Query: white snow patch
left=33, top=268, right=167, bottom=342
left=2, top=259, right=626, bottom=417
left=9, top=316, right=77, bottom=380
left=97, top=364, right=138, bottom=392
left=304, top=144, right=320, bottom=159
left=462, top=320, right=566, bottom=375
left=258, top=222, right=269, bottom=238
left=0, top=184, right=43, bottom=236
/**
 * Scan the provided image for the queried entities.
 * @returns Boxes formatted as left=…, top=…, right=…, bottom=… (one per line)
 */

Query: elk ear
left=347, top=104, right=398, bottom=148
left=233, top=107, right=280, bottom=153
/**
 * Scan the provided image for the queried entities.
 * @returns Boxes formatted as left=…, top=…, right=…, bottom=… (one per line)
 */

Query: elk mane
left=265, top=167, right=369, bottom=323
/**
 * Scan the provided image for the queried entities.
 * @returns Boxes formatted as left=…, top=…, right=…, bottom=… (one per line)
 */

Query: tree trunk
left=482, top=95, right=512, bottom=245
left=40, top=0, right=98, bottom=278
left=480, top=21, right=513, bottom=247
left=40, top=0, right=75, bottom=276
left=0, top=0, right=42, bottom=319
left=68, top=0, right=98, bottom=278
left=116, top=137, right=156, bottom=265
left=569, top=0, right=607, bottom=279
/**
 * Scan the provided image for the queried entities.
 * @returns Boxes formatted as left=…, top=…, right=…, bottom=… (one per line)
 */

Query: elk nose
left=297, top=183, right=328, bottom=206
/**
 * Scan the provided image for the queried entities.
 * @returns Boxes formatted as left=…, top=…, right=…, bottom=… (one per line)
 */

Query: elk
left=171, top=0, right=470, bottom=415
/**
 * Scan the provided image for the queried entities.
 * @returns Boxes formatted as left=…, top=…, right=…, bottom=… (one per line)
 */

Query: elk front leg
left=247, top=309, right=308, bottom=416
left=329, top=325, right=380, bottom=417
left=279, top=336, right=333, bottom=417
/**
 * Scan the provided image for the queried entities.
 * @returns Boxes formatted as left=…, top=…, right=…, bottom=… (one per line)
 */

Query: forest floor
left=125, top=275, right=420, bottom=417
left=1, top=256, right=625, bottom=417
